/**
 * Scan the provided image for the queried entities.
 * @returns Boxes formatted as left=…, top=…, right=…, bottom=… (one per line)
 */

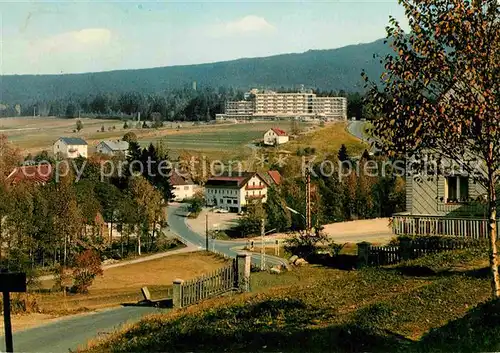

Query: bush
left=0, top=293, right=40, bottom=315
left=187, top=192, right=205, bottom=216
left=71, top=250, right=103, bottom=294
left=284, top=231, right=328, bottom=259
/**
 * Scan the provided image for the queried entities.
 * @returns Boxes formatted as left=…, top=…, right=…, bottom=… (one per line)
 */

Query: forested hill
left=0, top=38, right=391, bottom=104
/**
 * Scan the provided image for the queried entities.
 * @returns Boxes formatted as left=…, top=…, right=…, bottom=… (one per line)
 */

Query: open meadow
left=0, top=117, right=315, bottom=160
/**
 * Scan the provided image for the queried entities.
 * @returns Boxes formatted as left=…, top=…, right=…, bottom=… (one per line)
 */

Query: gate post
left=357, top=242, right=372, bottom=267
left=236, top=252, right=251, bottom=292
left=399, top=238, right=412, bottom=261
left=173, top=278, right=184, bottom=308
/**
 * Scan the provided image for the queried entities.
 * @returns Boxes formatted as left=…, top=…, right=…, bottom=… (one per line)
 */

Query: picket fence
left=180, top=260, right=237, bottom=308
left=364, top=237, right=488, bottom=266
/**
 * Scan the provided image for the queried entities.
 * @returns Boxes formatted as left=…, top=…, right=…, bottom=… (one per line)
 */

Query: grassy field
left=32, top=252, right=230, bottom=315
left=0, top=117, right=310, bottom=160
left=284, top=121, right=368, bottom=157
left=81, top=247, right=499, bottom=352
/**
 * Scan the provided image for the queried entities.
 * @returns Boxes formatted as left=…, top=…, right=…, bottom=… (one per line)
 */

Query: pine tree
left=338, top=144, right=349, bottom=163
left=264, top=186, right=291, bottom=232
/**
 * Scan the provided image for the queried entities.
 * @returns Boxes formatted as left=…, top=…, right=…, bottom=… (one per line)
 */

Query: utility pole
left=260, top=218, right=266, bottom=270
left=205, top=213, right=209, bottom=251
left=305, top=160, right=312, bottom=236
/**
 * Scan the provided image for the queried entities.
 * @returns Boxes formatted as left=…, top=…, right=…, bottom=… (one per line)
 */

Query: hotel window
left=445, top=176, right=469, bottom=203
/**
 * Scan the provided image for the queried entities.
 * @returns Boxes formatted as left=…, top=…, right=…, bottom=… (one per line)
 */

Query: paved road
left=0, top=306, right=167, bottom=353
left=167, top=204, right=288, bottom=268
left=347, top=120, right=380, bottom=153
left=0, top=205, right=285, bottom=353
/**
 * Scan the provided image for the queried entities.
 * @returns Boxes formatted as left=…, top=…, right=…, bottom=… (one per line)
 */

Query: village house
left=263, top=128, right=289, bottom=146
left=392, top=159, right=498, bottom=238
left=169, top=170, right=198, bottom=202
left=53, top=137, right=88, bottom=159
left=205, top=171, right=281, bottom=212
left=96, top=140, right=129, bottom=157
left=6, top=164, right=53, bottom=185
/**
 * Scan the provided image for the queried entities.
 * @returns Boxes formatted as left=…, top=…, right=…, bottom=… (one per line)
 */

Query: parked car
left=219, top=208, right=229, bottom=213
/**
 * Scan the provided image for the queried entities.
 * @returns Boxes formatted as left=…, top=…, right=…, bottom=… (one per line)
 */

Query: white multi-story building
left=53, top=137, right=88, bottom=159
left=223, top=89, right=347, bottom=120
left=225, top=100, right=255, bottom=117
left=205, top=172, right=273, bottom=212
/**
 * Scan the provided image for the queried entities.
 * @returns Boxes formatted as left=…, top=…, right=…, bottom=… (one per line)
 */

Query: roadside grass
left=284, top=122, right=367, bottom=157
left=33, top=252, right=230, bottom=315
left=81, top=247, right=496, bottom=353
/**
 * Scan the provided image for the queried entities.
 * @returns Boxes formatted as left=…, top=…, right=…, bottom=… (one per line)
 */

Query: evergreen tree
left=264, top=186, right=291, bottom=232
left=338, top=144, right=349, bottom=163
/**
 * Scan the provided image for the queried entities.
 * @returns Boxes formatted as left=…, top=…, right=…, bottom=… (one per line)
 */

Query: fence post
left=357, top=242, right=372, bottom=267
left=173, top=278, right=184, bottom=309
left=236, top=252, right=251, bottom=292
left=399, top=238, right=412, bottom=261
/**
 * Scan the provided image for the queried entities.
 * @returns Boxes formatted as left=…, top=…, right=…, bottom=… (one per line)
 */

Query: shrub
left=0, top=293, right=40, bottom=315
left=284, top=231, right=329, bottom=259
left=187, top=192, right=205, bottom=216
left=71, top=250, right=103, bottom=294
left=328, top=241, right=346, bottom=257
left=123, top=131, right=138, bottom=143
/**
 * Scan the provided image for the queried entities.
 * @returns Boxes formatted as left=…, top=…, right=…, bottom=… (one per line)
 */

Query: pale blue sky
left=1, top=1, right=408, bottom=75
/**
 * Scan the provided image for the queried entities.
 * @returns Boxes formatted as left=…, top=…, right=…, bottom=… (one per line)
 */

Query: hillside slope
left=0, top=39, right=391, bottom=104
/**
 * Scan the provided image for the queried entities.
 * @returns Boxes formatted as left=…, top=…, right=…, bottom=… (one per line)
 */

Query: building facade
left=170, top=170, right=198, bottom=202
left=222, top=89, right=347, bottom=121
left=53, top=137, right=88, bottom=159
left=204, top=172, right=271, bottom=212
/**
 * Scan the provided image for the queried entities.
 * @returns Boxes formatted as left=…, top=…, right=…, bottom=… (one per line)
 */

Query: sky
left=0, top=0, right=409, bottom=75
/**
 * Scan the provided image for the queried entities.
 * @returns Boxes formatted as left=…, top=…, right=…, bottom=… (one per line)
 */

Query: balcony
left=392, top=214, right=500, bottom=239
left=246, top=194, right=265, bottom=200
left=245, top=184, right=265, bottom=190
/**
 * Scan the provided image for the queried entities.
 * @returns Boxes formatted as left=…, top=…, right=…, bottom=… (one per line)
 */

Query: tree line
left=0, top=87, right=372, bottom=121
left=0, top=136, right=175, bottom=281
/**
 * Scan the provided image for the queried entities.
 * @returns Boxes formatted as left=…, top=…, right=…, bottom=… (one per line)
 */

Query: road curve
left=167, top=204, right=288, bottom=268
left=347, top=120, right=380, bottom=153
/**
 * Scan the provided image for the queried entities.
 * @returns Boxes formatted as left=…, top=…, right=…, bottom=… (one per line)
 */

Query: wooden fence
left=359, top=237, right=488, bottom=266
left=368, top=245, right=401, bottom=266
left=392, top=215, right=500, bottom=239
left=180, top=261, right=237, bottom=308
left=173, top=253, right=251, bottom=309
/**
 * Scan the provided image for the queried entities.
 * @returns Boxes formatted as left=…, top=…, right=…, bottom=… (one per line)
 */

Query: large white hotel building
left=218, top=89, right=347, bottom=121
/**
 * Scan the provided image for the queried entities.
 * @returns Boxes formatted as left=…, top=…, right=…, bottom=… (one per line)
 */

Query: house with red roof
left=263, top=128, right=289, bottom=146
left=204, top=171, right=271, bottom=212
left=6, top=164, right=53, bottom=185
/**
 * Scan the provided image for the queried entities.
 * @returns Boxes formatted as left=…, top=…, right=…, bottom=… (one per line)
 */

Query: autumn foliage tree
left=71, top=250, right=103, bottom=293
left=363, top=0, right=500, bottom=297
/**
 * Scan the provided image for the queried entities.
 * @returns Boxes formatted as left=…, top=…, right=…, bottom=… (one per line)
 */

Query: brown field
left=36, top=252, right=229, bottom=313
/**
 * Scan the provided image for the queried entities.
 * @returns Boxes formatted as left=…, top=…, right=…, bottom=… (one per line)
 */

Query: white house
left=170, top=170, right=198, bottom=201
left=205, top=172, right=272, bottom=212
left=96, top=140, right=129, bottom=157
left=53, top=137, right=88, bottom=159
left=263, top=128, right=289, bottom=146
